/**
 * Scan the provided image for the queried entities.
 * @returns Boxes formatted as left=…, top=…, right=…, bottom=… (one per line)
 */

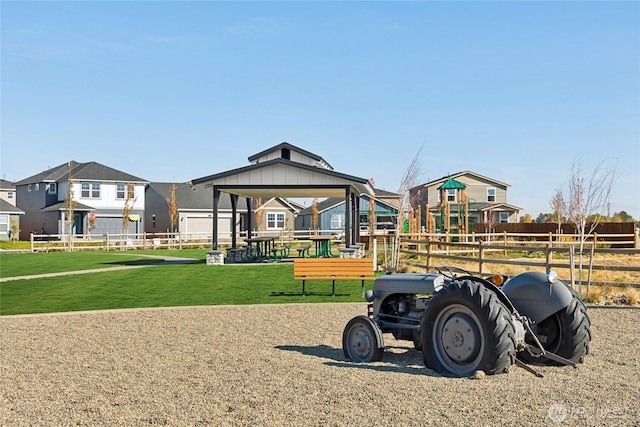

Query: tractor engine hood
left=373, top=273, right=445, bottom=296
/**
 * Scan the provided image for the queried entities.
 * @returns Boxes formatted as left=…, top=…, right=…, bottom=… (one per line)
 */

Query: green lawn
left=0, top=250, right=374, bottom=315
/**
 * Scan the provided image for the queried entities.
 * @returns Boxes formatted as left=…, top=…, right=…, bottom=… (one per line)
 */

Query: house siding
left=16, top=185, right=49, bottom=238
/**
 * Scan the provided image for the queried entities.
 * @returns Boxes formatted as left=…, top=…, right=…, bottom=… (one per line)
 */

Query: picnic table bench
left=296, top=244, right=312, bottom=258
left=272, top=244, right=291, bottom=261
left=293, top=258, right=375, bottom=297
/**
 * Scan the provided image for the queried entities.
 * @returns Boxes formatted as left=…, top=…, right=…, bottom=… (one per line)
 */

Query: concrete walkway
left=0, top=255, right=198, bottom=283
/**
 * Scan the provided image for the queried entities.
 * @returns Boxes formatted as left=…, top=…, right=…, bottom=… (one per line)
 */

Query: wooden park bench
left=293, top=258, right=375, bottom=297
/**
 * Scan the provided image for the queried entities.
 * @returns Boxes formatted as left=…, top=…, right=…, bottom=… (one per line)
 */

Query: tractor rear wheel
left=421, top=279, right=516, bottom=377
left=520, top=290, right=591, bottom=365
left=343, top=315, right=384, bottom=363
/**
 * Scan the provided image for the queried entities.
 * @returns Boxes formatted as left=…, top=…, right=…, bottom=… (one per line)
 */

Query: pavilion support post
left=344, top=187, right=351, bottom=247
left=231, top=194, right=238, bottom=249
left=246, top=198, right=253, bottom=240
left=212, top=186, right=219, bottom=250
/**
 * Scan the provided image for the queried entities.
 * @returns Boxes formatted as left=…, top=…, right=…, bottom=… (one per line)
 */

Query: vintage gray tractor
left=342, top=267, right=591, bottom=377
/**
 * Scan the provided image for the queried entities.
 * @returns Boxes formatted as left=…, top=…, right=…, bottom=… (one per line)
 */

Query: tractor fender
left=501, top=271, right=573, bottom=323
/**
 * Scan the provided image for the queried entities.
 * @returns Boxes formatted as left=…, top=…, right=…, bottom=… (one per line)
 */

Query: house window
left=266, top=212, right=285, bottom=229
left=81, top=182, right=101, bottom=198
left=7, top=192, right=13, bottom=199
left=27, top=184, right=32, bottom=192
left=0, top=215, right=8, bottom=232
left=34, top=183, right=40, bottom=191
left=116, top=183, right=126, bottom=199
left=47, top=183, right=57, bottom=194
left=91, top=182, right=101, bottom=198
left=330, top=214, right=345, bottom=229
left=447, top=189, right=456, bottom=202
left=499, top=212, right=509, bottom=223
left=487, top=188, right=496, bottom=202
left=117, top=183, right=134, bottom=199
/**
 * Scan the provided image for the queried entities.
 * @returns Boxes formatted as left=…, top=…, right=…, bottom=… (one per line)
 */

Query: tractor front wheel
left=342, top=315, right=384, bottom=363
left=421, top=279, right=516, bottom=377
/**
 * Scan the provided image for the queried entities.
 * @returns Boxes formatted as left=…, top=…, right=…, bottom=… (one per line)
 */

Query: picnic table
left=309, top=235, right=333, bottom=258
left=244, top=236, right=276, bottom=261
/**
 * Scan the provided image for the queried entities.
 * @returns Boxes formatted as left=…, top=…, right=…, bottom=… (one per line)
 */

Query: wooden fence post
left=106, top=233, right=110, bottom=251
left=425, top=240, right=431, bottom=272
left=503, top=231, right=508, bottom=257
left=545, top=243, right=551, bottom=272
left=478, top=241, right=484, bottom=275
left=30, top=233, right=34, bottom=253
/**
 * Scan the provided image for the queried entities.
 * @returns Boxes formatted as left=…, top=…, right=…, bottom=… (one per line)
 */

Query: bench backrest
left=293, top=258, right=374, bottom=278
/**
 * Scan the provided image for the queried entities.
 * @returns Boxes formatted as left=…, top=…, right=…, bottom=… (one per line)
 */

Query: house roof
left=41, top=201, right=96, bottom=212
left=247, top=142, right=334, bottom=170
left=191, top=157, right=374, bottom=199
left=411, top=170, right=510, bottom=190
left=0, top=179, right=16, bottom=190
left=147, top=182, right=250, bottom=211
left=15, top=161, right=147, bottom=185
left=0, top=199, right=24, bottom=214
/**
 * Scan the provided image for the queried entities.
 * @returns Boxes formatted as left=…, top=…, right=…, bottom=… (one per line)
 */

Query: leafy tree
left=9, top=218, right=20, bottom=241
left=535, top=212, right=553, bottom=223
left=519, top=213, right=533, bottom=223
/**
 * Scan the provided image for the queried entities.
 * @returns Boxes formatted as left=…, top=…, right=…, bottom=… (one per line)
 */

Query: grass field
left=0, top=250, right=376, bottom=315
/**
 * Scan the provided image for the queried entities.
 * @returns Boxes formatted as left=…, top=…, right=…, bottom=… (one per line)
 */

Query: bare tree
left=87, top=212, right=96, bottom=236
left=122, top=183, right=137, bottom=245
left=560, top=157, right=619, bottom=294
left=311, top=198, right=319, bottom=234
left=254, top=198, right=265, bottom=236
left=166, top=184, right=178, bottom=233
left=389, top=145, right=424, bottom=271
left=550, top=188, right=565, bottom=236
left=64, top=163, right=76, bottom=252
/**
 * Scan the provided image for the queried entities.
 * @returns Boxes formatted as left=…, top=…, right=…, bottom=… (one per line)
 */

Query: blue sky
left=2, top=1, right=639, bottom=219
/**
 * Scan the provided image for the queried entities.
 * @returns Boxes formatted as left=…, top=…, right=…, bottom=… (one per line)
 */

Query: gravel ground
left=1, top=304, right=638, bottom=426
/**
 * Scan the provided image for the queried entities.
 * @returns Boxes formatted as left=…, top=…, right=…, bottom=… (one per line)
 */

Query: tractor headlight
left=364, top=290, right=376, bottom=302
left=547, top=270, right=558, bottom=284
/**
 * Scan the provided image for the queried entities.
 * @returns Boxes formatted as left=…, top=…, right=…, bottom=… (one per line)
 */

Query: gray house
left=15, top=161, right=148, bottom=240
left=296, top=189, right=400, bottom=234
left=0, top=179, right=24, bottom=241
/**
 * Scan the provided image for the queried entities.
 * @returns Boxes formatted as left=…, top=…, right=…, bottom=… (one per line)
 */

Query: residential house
left=0, top=179, right=24, bottom=240
left=296, top=189, right=400, bottom=235
left=254, top=197, right=304, bottom=236
left=409, top=171, right=522, bottom=233
left=145, top=182, right=252, bottom=239
left=14, top=161, right=148, bottom=240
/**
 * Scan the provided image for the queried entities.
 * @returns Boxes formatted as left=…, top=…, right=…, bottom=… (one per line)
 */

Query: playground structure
left=408, top=178, right=470, bottom=240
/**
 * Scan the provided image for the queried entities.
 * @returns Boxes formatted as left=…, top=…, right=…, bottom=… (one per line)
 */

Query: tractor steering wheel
left=437, top=266, right=473, bottom=280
